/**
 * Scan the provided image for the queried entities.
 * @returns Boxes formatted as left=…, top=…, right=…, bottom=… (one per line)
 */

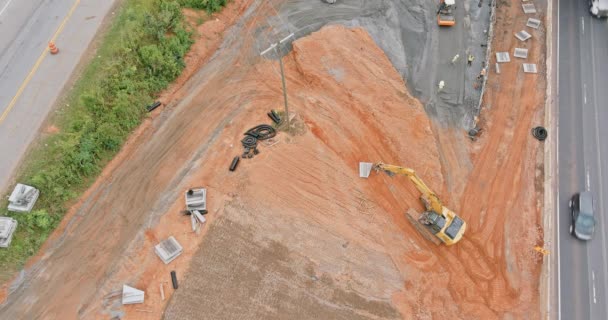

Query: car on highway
left=589, top=0, right=608, bottom=18
left=569, top=191, right=596, bottom=240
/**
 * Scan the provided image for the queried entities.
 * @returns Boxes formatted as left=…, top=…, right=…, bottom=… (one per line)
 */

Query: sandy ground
left=0, top=0, right=546, bottom=319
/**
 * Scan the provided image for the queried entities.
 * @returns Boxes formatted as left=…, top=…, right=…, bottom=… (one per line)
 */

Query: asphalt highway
left=0, top=0, right=116, bottom=193
left=557, top=0, right=608, bottom=319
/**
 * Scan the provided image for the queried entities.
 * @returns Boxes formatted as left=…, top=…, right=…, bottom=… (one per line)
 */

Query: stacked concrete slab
left=122, top=285, right=145, bottom=304
left=155, top=236, right=183, bottom=264
left=7, top=183, right=39, bottom=213
left=0, top=217, right=18, bottom=248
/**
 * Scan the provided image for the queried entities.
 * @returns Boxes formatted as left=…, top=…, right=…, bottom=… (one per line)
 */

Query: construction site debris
left=146, top=101, right=162, bottom=112
left=122, top=285, right=145, bottom=305
left=532, top=126, right=548, bottom=141
left=495, top=63, right=501, bottom=74
left=193, top=210, right=207, bottom=225
left=522, top=3, right=537, bottom=14
left=514, top=48, right=529, bottom=59
left=515, top=30, right=532, bottom=41
left=229, top=156, right=240, bottom=171
left=523, top=63, right=538, bottom=73
left=155, top=236, right=183, bottom=264
left=496, top=52, right=510, bottom=63
left=170, top=271, right=178, bottom=290
left=160, top=282, right=165, bottom=301
left=245, top=124, right=276, bottom=140
left=526, top=17, right=541, bottom=29
left=241, top=124, right=277, bottom=159
left=271, top=110, right=281, bottom=122
left=185, top=188, right=207, bottom=213
left=267, top=111, right=280, bottom=124
left=7, top=183, right=39, bottom=213
left=0, top=217, right=17, bottom=248
left=190, top=214, right=198, bottom=232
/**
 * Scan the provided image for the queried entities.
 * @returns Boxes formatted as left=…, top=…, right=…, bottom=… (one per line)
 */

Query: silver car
left=569, top=191, right=596, bottom=240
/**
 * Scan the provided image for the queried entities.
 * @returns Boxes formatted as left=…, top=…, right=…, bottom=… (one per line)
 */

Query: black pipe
left=146, top=101, right=161, bottom=112
left=271, top=110, right=280, bottom=121
left=229, top=156, right=240, bottom=171
left=171, top=271, right=178, bottom=289
left=267, top=112, right=280, bottom=124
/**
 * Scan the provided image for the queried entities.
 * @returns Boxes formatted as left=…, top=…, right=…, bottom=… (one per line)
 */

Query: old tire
left=532, top=126, right=548, bottom=141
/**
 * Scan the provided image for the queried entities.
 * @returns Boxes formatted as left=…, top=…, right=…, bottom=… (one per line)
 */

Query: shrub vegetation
left=0, top=0, right=228, bottom=281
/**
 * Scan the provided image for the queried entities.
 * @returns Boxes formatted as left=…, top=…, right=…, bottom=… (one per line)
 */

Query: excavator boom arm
left=374, top=163, right=443, bottom=213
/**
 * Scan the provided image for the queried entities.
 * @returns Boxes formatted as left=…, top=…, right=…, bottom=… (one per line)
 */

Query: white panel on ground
left=496, top=52, right=510, bottom=63
left=7, top=184, right=39, bottom=213
left=514, top=48, right=529, bottom=59
left=185, top=188, right=206, bottom=212
left=0, top=217, right=17, bottom=248
left=155, top=236, right=183, bottom=264
left=526, top=18, right=541, bottom=29
left=515, top=30, right=532, bottom=41
left=122, top=285, right=145, bottom=305
left=523, top=63, right=538, bottom=73
left=522, top=4, right=536, bottom=14
left=359, top=162, right=373, bottom=178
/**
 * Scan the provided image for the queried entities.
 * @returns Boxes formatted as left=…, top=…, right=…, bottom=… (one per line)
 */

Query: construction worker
left=467, top=54, right=474, bottom=66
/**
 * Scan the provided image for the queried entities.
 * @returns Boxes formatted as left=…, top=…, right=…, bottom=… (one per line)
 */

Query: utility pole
left=261, top=33, right=294, bottom=131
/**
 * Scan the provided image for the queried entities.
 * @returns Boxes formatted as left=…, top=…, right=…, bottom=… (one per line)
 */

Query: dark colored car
left=569, top=191, right=596, bottom=240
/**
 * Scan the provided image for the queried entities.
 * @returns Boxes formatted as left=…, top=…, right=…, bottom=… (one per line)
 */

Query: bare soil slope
left=0, top=0, right=545, bottom=319
left=161, top=24, right=442, bottom=320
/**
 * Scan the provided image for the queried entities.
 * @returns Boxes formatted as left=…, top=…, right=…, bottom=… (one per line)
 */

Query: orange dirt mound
left=0, top=2, right=544, bottom=318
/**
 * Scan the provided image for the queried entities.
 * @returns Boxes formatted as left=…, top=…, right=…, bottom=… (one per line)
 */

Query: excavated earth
left=0, top=0, right=545, bottom=319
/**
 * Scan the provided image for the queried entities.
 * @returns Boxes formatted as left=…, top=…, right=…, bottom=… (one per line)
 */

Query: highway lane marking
left=581, top=17, right=585, bottom=34
left=0, top=0, right=13, bottom=17
left=592, top=271, right=597, bottom=304
left=586, top=167, right=591, bottom=191
left=583, top=83, right=587, bottom=104
left=0, top=0, right=80, bottom=125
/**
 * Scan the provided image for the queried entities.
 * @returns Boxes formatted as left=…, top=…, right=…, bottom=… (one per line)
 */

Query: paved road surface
left=0, top=0, right=116, bottom=193
left=557, top=0, right=608, bottom=318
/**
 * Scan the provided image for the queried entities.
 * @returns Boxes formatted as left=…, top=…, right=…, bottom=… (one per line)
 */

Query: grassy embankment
left=0, top=0, right=227, bottom=281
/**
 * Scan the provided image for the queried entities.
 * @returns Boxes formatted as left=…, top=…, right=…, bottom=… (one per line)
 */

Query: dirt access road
left=0, top=0, right=546, bottom=319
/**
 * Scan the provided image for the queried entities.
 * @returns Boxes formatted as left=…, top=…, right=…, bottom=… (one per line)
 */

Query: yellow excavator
left=360, top=162, right=466, bottom=245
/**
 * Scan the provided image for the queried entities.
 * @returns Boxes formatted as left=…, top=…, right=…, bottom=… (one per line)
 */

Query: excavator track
left=405, top=208, right=442, bottom=245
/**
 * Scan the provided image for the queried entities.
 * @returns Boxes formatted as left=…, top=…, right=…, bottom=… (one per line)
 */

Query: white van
left=590, top=0, right=608, bottom=18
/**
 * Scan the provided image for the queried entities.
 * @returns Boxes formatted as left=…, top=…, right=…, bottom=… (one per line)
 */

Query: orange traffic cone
left=48, top=42, right=59, bottom=54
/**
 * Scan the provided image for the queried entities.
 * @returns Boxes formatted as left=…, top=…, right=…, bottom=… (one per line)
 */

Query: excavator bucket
left=359, top=162, right=373, bottom=178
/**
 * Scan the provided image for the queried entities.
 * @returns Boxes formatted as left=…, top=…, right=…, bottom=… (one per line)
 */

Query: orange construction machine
left=438, top=0, right=456, bottom=27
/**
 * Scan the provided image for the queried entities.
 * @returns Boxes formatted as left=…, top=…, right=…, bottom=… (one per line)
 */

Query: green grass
left=0, top=0, right=227, bottom=282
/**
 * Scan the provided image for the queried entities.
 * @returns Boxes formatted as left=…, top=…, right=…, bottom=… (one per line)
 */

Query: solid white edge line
left=556, top=0, right=562, bottom=319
